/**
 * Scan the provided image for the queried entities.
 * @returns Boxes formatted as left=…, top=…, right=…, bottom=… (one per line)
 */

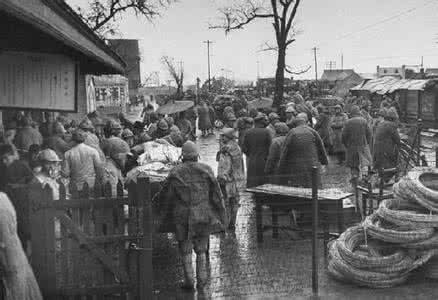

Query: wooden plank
left=56, top=212, right=130, bottom=283
left=246, top=184, right=353, bottom=201
left=37, top=197, right=129, bottom=210
left=56, top=284, right=131, bottom=296
left=117, top=181, right=128, bottom=300
left=139, top=177, right=153, bottom=300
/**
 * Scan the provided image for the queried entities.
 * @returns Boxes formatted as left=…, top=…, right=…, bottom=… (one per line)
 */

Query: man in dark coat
left=264, top=122, right=289, bottom=184
left=314, top=108, right=333, bottom=153
left=154, top=141, right=226, bottom=289
left=277, top=114, right=328, bottom=188
left=241, top=114, right=272, bottom=188
left=342, top=105, right=372, bottom=184
left=14, top=116, right=43, bottom=152
left=373, top=108, right=400, bottom=176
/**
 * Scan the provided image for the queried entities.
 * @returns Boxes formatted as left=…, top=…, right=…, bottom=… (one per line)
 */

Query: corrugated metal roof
left=351, top=77, right=435, bottom=94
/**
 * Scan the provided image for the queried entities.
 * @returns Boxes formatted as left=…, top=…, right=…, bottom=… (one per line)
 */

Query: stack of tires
left=328, top=167, right=438, bottom=287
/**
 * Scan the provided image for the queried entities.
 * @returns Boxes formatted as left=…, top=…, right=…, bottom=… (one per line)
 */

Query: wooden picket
left=17, top=177, right=154, bottom=299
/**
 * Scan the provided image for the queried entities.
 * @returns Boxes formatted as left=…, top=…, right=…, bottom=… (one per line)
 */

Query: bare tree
left=73, top=0, right=175, bottom=36
left=210, top=0, right=306, bottom=108
left=161, top=56, right=184, bottom=98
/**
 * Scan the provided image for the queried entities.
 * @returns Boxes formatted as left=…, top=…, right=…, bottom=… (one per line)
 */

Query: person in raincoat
left=217, top=128, right=245, bottom=230
left=266, top=113, right=280, bottom=139
left=153, top=141, right=226, bottom=290
left=342, top=105, right=372, bottom=186
left=373, top=108, right=401, bottom=179
left=0, top=192, right=43, bottom=300
left=277, top=114, right=328, bottom=188
left=79, top=118, right=105, bottom=161
left=197, top=101, right=212, bottom=137
left=241, top=113, right=272, bottom=188
left=14, top=116, right=43, bottom=152
left=62, top=130, right=103, bottom=192
left=314, top=107, right=333, bottom=153
left=264, top=122, right=290, bottom=184
left=330, top=105, right=348, bottom=164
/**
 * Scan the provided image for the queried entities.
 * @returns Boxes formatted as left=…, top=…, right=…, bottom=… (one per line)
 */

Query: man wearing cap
left=217, top=128, right=244, bottom=230
left=0, top=144, right=34, bottom=191
left=285, top=106, right=297, bottom=129
left=45, top=122, right=71, bottom=160
left=154, top=141, right=226, bottom=289
left=278, top=114, right=328, bottom=188
left=62, top=130, right=103, bottom=192
left=342, top=105, right=372, bottom=187
left=32, top=149, right=62, bottom=200
left=152, top=119, right=170, bottom=140
left=266, top=113, right=280, bottom=139
left=373, top=108, right=400, bottom=179
left=79, top=118, right=105, bottom=161
left=264, top=122, right=289, bottom=183
left=121, top=128, right=135, bottom=148
left=242, top=113, right=272, bottom=188
left=102, top=121, right=130, bottom=172
left=330, top=105, right=348, bottom=164
left=176, top=112, right=195, bottom=142
left=14, top=116, right=43, bottom=152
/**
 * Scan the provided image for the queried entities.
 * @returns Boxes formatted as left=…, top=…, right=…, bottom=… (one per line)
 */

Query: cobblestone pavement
left=127, top=108, right=438, bottom=299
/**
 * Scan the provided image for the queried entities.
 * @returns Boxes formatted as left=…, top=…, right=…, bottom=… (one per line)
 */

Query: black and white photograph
left=1, top=0, right=438, bottom=299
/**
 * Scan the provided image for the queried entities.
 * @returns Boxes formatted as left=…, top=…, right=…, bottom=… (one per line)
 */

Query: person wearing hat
left=373, top=107, right=400, bottom=180
left=342, top=105, right=372, bottom=189
left=198, top=101, right=213, bottom=137
left=101, top=141, right=125, bottom=196
left=176, top=111, right=195, bottom=142
left=45, top=122, right=71, bottom=160
left=14, top=116, right=43, bottom=152
left=79, top=118, right=105, bottom=161
left=277, top=114, right=328, bottom=188
left=242, top=112, right=272, bottom=187
left=62, top=130, right=103, bottom=192
left=264, top=122, right=289, bottom=183
left=152, top=119, right=170, bottom=140
left=236, top=109, right=252, bottom=148
left=330, top=105, right=348, bottom=164
left=217, top=128, right=244, bottom=231
left=285, top=105, right=297, bottom=129
left=154, top=141, right=226, bottom=289
left=266, top=112, right=280, bottom=139
left=31, top=149, right=62, bottom=200
left=314, top=107, right=333, bottom=153
left=0, top=143, right=33, bottom=191
left=121, top=128, right=135, bottom=148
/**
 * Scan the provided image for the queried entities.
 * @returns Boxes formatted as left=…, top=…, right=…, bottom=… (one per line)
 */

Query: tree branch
left=285, top=65, right=311, bottom=75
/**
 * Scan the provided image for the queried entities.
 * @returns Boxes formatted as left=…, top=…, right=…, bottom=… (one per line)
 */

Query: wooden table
left=246, top=184, right=354, bottom=243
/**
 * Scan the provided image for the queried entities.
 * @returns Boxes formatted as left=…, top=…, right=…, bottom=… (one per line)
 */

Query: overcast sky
left=67, top=0, right=438, bottom=85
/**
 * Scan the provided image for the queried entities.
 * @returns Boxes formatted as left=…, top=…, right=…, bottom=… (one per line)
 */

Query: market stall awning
left=351, top=77, right=435, bottom=95
left=156, top=100, right=194, bottom=115
left=0, top=0, right=126, bottom=74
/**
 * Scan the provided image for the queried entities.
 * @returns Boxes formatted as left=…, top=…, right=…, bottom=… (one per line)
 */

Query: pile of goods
left=328, top=167, right=438, bottom=288
left=126, top=140, right=181, bottom=183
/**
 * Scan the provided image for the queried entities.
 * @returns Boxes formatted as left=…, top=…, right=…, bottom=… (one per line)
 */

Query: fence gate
left=28, top=177, right=153, bottom=300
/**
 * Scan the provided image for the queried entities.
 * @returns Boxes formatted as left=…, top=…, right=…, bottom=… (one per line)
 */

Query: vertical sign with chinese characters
left=0, top=51, right=76, bottom=111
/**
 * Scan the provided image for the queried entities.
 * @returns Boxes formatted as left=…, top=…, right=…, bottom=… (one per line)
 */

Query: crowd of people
left=0, top=91, right=403, bottom=293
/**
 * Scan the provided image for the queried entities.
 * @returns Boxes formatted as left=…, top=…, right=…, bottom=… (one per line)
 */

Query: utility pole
left=421, top=56, right=424, bottom=68
left=203, top=40, right=213, bottom=91
left=312, top=47, right=319, bottom=82
left=256, top=61, right=260, bottom=80
left=341, top=54, right=344, bottom=70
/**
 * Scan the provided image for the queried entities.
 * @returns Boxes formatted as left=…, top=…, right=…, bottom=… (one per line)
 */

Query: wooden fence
left=8, top=177, right=153, bottom=299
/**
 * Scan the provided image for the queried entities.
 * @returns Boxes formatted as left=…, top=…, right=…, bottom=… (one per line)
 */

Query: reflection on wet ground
left=126, top=109, right=438, bottom=299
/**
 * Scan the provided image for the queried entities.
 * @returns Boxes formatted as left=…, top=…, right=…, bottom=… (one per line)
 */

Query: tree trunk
left=274, top=43, right=286, bottom=109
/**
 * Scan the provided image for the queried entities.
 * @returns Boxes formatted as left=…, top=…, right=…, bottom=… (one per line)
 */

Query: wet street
left=127, top=108, right=438, bottom=299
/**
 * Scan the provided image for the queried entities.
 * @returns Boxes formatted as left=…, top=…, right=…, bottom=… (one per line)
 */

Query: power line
left=317, top=0, right=436, bottom=48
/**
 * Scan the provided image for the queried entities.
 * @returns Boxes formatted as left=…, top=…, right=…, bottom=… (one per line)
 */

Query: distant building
left=107, top=39, right=141, bottom=98
left=376, top=65, right=406, bottom=79
left=320, top=69, right=362, bottom=90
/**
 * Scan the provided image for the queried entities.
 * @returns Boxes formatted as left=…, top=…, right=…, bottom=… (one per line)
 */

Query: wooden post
left=311, top=166, right=319, bottom=296
left=138, top=177, right=153, bottom=299
left=436, top=147, right=438, bottom=168
left=29, top=184, right=57, bottom=299
left=417, top=119, right=422, bottom=165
